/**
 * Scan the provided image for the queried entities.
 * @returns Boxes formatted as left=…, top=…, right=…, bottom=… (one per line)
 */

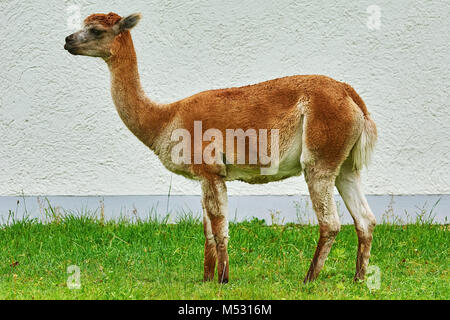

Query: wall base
left=0, top=195, right=448, bottom=225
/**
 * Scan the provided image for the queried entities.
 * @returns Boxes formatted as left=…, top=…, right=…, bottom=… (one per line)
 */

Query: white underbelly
left=225, top=125, right=303, bottom=183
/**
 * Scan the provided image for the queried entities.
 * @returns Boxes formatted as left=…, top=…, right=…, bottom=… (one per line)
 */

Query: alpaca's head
left=64, top=12, right=141, bottom=58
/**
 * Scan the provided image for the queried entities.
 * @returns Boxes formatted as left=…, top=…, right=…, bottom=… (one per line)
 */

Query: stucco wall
left=0, top=0, right=449, bottom=196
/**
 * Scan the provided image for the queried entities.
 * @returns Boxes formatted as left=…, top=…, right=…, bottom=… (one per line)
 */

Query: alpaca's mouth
left=64, top=43, right=79, bottom=55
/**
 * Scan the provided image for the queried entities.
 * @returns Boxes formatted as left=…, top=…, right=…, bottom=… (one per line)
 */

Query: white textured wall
left=0, top=0, right=449, bottom=196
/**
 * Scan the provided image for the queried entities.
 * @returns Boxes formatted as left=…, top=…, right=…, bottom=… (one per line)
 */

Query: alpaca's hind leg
left=201, top=177, right=229, bottom=283
left=336, top=160, right=376, bottom=281
left=303, top=167, right=341, bottom=283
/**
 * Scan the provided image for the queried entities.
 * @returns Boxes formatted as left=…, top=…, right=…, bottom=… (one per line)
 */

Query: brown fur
left=169, top=75, right=366, bottom=177
left=84, top=12, right=122, bottom=27
left=107, top=30, right=176, bottom=148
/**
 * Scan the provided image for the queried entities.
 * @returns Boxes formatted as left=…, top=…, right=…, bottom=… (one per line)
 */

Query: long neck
left=106, top=32, right=171, bottom=149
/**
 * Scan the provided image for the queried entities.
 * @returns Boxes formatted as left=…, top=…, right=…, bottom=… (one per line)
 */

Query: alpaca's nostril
left=65, top=35, right=74, bottom=43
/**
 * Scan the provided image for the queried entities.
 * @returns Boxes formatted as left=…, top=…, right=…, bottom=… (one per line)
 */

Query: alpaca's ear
left=118, top=13, right=142, bottom=32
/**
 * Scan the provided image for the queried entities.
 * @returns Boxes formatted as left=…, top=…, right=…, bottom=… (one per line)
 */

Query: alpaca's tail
left=350, top=114, right=377, bottom=171
left=341, top=82, right=378, bottom=171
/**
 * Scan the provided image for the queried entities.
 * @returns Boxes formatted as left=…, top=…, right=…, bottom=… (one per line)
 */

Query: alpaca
left=64, top=12, right=377, bottom=284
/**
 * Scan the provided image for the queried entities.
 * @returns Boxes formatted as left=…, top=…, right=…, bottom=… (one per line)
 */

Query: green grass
left=0, top=211, right=448, bottom=300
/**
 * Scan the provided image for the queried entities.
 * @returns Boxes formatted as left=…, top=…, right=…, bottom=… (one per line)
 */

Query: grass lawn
left=0, top=212, right=448, bottom=300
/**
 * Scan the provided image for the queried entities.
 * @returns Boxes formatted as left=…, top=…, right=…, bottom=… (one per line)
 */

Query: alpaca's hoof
left=353, top=274, right=365, bottom=282
left=303, top=271, right=317, bottom=284
left=203, top=275, right=214, bottom=282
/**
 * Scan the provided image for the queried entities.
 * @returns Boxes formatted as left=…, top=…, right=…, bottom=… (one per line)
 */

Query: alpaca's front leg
left=203, top=214, right=216, bottom=281
left=201, top=176, right=229, bottom=283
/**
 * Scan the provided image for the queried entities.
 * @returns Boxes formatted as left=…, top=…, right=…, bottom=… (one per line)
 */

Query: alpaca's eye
left=90, top=28, right=103, bottom=36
